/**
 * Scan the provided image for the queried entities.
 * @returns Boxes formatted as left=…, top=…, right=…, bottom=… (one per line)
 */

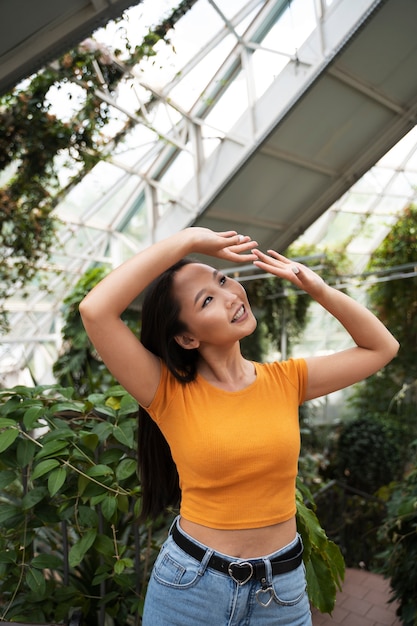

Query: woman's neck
left=197, top=349, right=256, bottom=391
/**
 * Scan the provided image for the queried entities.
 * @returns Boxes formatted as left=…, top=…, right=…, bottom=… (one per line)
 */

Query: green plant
left=52, top=267, right=140, bottom=396
left=376, top=465, right=417, bottom=625
left=313, top=481, right=388, bottom=570
left=351, top=204, right=417, bottom=444
left=296, top=479, right=344, bottom=614
left=334, top=415, right=404, bottom=494
left=0, top=384, right=344, bottom=623
left=0, top=383, right=167, bottom=625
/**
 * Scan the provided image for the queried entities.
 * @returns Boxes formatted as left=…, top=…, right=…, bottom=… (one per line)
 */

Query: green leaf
left=94, top=405, right=116, bottom=418
left=16, top=438, right=36, bottom=467
left=94, top=533, right=114, bottom=556
left=0, top=417, right=18, bottom=428
left=305, top=550, right=336, bottom=614
left=115, top=458, right=137, bottom=481
left=48, top=466, right=67, bottom=496
left=35, top=440, right=68, bottom=460
left=32, top=458, right=60, bottom=480
left=117, top=494, right=130, bottom=513
left=26, top=566, right=46, bottom=595
left=113, top=421, right=134, bottom=448
left=0, top=397, right=22, bottom=417
left=77, top=505, right=98, bottom=527
left=0, top=503, right=22, bottom=527
left=118, top=393, right=138, bottom=415
left=57, top=387, right=75, bottom=400
left=92, top=421, right=113, bottom=441
left=325, top=540, right=345, bottom=592
left=86, top=464, right=114, bottom=478
left=99, top=447, right=124, bottom=464
left=0, top=469, right=17, bottom=488
left=22, top=486, right=48, bottom=510
left=31, top=553, right=62, bottom=569
left=42, top=426, right=75, bottom=443
left=49, top=401, right=84, bottom=413
left=0, top=549, right=17, bottom=564
left=114, top=557, right=134, bottom=574
left=80, top=432, right=99, bottom=451
left=23, top=404, right=44, bottom=429
left=89, top=492, right=107, bottom=506
left=0, top=427, right=19, bottom=453
left=101, top=495, right=117, bottom=521
left=296, top=488, right=345, bottom=613
left=87, top=393, right=107, bottom=405
left=69, top=528, right=97, bottom=567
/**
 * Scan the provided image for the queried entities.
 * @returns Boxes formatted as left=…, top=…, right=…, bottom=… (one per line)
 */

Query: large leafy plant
left=0, top=384, right=344, bottom=624
left=296, top=480, right=344, bottom=614
left=0, top=384, right=166, bottom=625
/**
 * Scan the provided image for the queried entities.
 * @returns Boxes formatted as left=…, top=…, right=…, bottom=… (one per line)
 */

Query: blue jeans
left=142, top=519, right=312, bottom=625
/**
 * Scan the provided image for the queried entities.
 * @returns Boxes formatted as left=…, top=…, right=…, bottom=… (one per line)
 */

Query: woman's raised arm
left=79, top=228, right=257, bottom=406
left=252, top=249, right=399, bottom=401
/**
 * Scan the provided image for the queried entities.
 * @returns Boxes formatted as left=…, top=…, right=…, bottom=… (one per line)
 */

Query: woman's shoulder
left=257, top=357, right=306, bottom=376
left=256, top=358, right=307, bottom=401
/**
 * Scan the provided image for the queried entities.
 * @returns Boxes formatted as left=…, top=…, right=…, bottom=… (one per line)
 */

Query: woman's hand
left=252, top=249, right=325, bottom=297
left=185, top=227, right=258, bottom=263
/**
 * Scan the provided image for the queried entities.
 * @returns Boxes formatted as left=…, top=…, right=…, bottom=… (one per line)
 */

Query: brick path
left=311, top=568, right=401, bottom=626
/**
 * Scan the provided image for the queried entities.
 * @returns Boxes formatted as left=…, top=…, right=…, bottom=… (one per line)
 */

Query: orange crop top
left=146, top=358, right=307, bottom=530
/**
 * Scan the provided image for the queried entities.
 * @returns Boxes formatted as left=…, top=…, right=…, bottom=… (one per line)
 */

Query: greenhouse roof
left=1, top=0, right=417, bottom=385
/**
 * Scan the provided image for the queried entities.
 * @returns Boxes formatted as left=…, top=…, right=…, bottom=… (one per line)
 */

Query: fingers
left=223, top=233, right=258, bottom=254
left=252, top=248, right=289, bottom=267
left=252, top=248, right=302, bottom=279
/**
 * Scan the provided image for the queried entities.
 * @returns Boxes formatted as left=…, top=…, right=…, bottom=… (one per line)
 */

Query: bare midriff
left=179, top=515, right=297, bottom=559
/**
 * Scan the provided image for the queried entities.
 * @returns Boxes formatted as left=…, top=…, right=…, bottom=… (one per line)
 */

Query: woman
left=79, top=227, right=398, bottom=625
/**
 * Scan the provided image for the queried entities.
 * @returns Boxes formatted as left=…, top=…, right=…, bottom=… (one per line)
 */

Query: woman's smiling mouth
left=232, top=305, right=245, bottom=322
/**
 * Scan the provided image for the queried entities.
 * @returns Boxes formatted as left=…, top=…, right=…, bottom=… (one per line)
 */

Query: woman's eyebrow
left=193, top=270, right=219, bottom=305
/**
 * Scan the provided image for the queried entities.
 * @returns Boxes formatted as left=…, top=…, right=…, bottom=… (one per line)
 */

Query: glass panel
left=319, top=211, right=364, bottom=246
left=54, top=162, right=132, bottom=222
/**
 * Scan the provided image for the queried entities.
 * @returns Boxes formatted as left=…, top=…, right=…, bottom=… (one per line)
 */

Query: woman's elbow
left=79, top=296, right=96, bottom=326
left=384, top=336, right=400, bottom=364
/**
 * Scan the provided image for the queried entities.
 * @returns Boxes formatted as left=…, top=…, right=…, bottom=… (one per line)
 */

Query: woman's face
left=173, top=262, right=257, bottom=348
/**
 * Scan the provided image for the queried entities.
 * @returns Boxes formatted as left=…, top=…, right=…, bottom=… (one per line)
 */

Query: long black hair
left=137, top=258, right=198, bottom=522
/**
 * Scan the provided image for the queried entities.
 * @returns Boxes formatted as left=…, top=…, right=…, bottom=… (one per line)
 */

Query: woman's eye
left=202, top=296, right=213, bottom=308
left=219, top=275, right=227, bottom=285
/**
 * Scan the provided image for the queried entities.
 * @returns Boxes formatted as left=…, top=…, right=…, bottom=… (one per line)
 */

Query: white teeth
left=232, top=305, right=244, bottom=322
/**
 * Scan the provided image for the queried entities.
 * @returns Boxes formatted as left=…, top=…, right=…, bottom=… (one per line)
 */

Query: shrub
left=0, top=383, right=167, bottom=625
left=376, top=466, right=417, bottom=626
left=334, top=415, right=404, bottom=494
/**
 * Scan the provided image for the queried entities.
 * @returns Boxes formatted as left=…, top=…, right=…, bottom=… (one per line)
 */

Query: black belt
left=171, top=524, right=303, bottom=586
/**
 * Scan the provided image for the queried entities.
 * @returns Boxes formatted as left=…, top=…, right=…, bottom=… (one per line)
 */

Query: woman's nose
left=225, top=291, right=238, bottom=307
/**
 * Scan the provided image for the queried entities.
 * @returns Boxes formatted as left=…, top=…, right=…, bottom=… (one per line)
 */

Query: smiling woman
left=171, top=263, right=257, bottom=353
left=79, top=225, right=398, bottom=626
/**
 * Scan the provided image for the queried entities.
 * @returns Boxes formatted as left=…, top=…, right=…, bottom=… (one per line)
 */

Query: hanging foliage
left=0, top=0, right=198, bottom=327
left=366, top=204, right=417, bottom=378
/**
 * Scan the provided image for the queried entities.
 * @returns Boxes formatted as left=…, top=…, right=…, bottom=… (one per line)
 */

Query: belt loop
left=262, top=557, right=273, bottom=587
left=168, top=515, right=180, bottom=536
left=198, top=547, right=214, bottom=576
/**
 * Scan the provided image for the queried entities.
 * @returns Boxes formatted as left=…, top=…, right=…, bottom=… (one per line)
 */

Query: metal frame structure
left=2, top=0, right=417, bottom=384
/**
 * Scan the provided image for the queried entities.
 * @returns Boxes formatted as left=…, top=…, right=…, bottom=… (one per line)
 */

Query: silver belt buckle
left=228, top=561, right=253, bottom=585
